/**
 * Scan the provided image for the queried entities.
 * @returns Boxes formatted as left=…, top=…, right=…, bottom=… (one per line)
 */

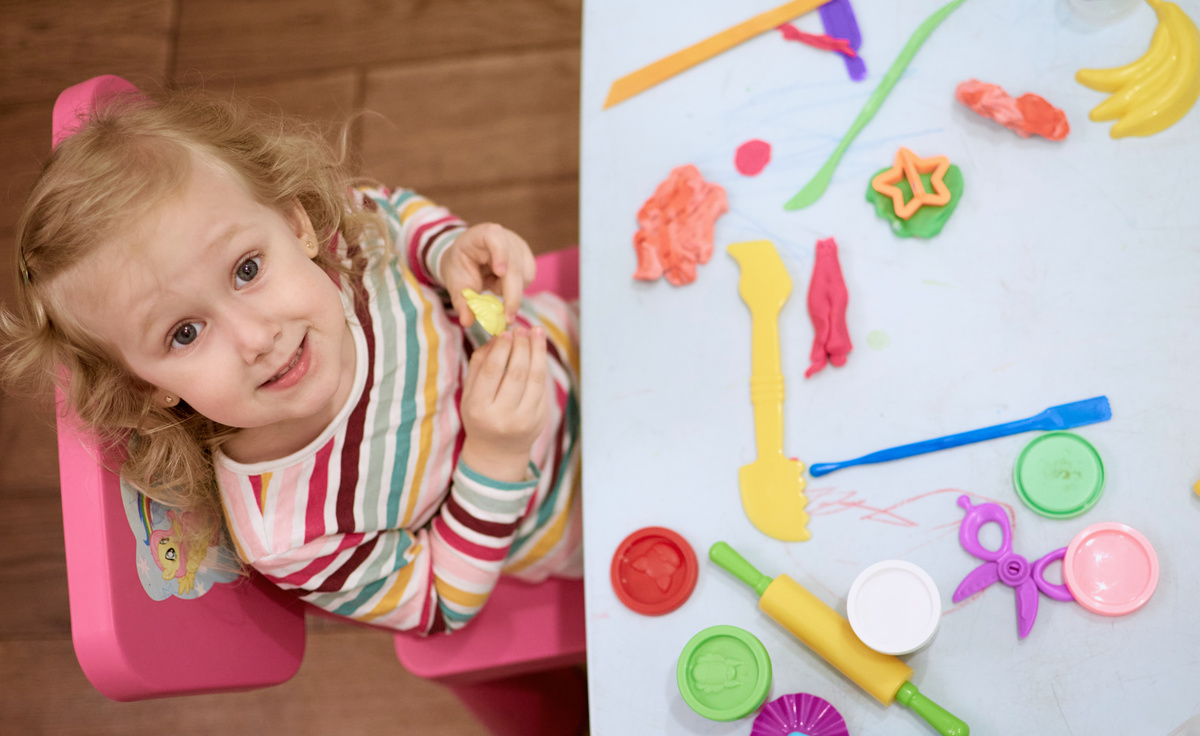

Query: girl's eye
left=235, top=255, right=261, bottom=287
left=171, top=322, right=202, bottom=349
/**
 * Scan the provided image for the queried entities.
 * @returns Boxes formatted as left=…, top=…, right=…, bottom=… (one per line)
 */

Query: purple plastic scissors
left=952, top=495, right=1073, bottom=638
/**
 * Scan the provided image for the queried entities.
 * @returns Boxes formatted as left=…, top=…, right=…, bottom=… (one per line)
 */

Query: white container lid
left=846, top=560, right=941, bottom=655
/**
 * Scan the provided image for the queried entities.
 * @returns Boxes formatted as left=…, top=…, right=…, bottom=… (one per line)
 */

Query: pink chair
left=52, top=76, right=585, bottom=736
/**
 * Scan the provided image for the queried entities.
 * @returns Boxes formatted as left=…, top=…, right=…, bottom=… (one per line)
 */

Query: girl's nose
left=226, top=306, right=282, bottom=363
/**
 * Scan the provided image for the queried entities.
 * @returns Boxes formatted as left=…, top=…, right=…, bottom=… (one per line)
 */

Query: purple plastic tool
left=952, top=495, right=1074, bottom=639
left=750, top=693, right=849, bottom=736
left=819, top=0, right=867, bottom=81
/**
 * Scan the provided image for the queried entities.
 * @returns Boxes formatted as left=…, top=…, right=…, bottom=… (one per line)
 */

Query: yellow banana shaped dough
left=1077, top=0, right=1200, bottom=138
left=462, top=289, right=507, bottom=336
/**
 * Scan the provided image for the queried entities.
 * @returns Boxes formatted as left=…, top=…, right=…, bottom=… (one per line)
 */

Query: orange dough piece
left=633, top=165, right=728, bottom=286
left=956, top=79, right=1069, bottom=141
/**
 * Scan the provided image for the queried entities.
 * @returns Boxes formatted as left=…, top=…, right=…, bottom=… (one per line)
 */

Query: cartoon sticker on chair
left=121, top=479, right=237, bottom=600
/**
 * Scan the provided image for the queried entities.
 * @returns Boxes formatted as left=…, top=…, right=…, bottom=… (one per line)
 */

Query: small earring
left=304, top=239, right=318, bottom=257
left=164, top=395, right=177, bottom=406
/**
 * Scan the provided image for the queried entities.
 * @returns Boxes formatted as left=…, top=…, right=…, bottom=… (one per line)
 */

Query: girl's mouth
left=260, top=334, right=311, bottom=390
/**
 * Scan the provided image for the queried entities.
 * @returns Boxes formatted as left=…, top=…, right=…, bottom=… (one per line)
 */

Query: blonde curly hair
left=0, top=84, right=382, bottom=561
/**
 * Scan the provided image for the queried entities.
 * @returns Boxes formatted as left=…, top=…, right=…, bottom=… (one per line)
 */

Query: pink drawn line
left=806, top=487, right=1016, bottom=530
left=777, top=23, right=857, bottom=58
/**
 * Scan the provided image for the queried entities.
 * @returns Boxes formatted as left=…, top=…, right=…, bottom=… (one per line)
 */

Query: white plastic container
left=846, top=560, right=942, bottom=656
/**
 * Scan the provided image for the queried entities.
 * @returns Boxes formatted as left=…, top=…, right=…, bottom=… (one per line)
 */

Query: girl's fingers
left=482, top=225, right=509, bottom=277
left=450, top=290, right=475, bottom=329
left=495, top=327, right=531, bottom=408
left=517, top=327, right=549, bottom=415
left=472, top=331, right=513, bottom=400
left=523, top=247, right=537, bottom=284
left=501, top=231, right=531, bottom=323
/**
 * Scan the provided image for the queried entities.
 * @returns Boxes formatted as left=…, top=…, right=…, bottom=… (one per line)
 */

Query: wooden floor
left=0, top=1, right=581, bottom=733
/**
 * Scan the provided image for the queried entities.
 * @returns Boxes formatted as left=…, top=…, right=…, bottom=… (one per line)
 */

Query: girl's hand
left=459, top=326, right=550, bottom=482
left=442, top=223, right=537, bottom=329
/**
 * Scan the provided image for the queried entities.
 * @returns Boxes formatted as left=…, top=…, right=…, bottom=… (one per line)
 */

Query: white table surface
left=579, top=1, right=1200, bottom=734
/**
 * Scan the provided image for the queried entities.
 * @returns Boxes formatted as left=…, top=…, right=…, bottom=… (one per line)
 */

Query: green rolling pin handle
left=709, top=542, right=773, bottom=597
left=895, top=682, right=970, bottom=736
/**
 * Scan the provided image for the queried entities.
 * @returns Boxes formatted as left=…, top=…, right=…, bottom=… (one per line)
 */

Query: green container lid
left=1013, top=431, right=1105, bottom=519
left=676, top=625, right=772, bottom=721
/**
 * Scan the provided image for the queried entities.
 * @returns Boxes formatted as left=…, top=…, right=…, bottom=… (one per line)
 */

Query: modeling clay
left=820, top=0, right=867, bottom=81
left=1076, top=0, right=1200, bottom=138
left=871, top=147, right=951, bottom=220
left=633, top=165, right=727, bottom=286
left=777, top=23, right=857, bottom=58
left=604, top=0, right=828, bottom=108
left=956, top=80, right=1070, bottom=141
left=805, top=238, right=851, bottom=379
left=462, top=289, right=507, bottom=335
left=735, top=139, right=772, bottom=176
left=865, top=163, right=963, bottom=239
left=784, top=0, right=967, bottom=211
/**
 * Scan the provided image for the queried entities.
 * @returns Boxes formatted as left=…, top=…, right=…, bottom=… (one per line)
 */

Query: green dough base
left=866, top=164, right=963, bottom=239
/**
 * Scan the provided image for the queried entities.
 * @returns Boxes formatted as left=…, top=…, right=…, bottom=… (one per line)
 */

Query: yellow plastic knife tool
left=727, top=240, right=810, bottom=541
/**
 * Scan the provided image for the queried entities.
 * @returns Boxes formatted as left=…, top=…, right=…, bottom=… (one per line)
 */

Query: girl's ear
left=285, top=197, right=317, bottom=250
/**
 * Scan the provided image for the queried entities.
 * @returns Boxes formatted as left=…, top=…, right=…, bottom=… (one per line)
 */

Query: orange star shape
left=870, top=147, right=952, bottom=220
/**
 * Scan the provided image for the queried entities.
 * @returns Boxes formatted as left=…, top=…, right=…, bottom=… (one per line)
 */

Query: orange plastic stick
left=603, top=0, right=829, bottom=109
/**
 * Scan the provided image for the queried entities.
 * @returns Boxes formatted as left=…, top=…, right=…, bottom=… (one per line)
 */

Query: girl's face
left=58, top=155, right=356, bottom=455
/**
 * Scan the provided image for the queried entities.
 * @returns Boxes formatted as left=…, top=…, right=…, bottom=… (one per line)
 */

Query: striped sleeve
left=361, top=187, right=467, bottom=290
left=252, top=462, right=538, bottom=634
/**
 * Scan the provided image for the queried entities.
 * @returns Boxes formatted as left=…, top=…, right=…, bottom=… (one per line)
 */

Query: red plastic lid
left=610, top=526, right=699, bottom=615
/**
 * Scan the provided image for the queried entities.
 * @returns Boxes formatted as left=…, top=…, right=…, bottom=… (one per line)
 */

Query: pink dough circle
left=735, top=139, right=772, bottom=176
left=1063, top=522, right=1158, bottom=616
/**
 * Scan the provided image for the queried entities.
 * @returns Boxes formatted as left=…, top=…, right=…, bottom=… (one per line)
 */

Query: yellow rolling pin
left=710, top=542, right=970, bottom=735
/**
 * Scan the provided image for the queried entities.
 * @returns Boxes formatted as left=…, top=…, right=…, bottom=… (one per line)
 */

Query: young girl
left=0, top=82, right=581, bottom=635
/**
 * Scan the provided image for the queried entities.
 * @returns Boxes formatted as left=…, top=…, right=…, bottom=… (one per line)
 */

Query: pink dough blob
left=735, top=139, right=772, bottom=176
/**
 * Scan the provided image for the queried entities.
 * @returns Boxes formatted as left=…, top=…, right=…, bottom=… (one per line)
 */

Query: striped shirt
left=215, top=188, right=581, bottom=634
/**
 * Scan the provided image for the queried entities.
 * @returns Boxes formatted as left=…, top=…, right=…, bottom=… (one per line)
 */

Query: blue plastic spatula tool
left=808, top=396, right=1111, bottom=477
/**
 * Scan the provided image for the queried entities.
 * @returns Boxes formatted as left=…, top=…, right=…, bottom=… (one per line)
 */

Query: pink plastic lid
left=1063, top=522, right=1158, bottom=616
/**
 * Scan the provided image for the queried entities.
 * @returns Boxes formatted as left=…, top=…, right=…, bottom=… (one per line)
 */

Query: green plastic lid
left=1013, top=431, right=1105, bottom=519
left=676, top=625, right=772, bottom=721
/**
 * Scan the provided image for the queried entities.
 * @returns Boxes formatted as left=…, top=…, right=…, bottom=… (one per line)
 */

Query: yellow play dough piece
left=604, top=0, right=828, bottom=108
left=462, top=289, right=507, bottom=335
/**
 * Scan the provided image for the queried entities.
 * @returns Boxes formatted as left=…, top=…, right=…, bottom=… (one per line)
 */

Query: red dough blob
left=633, top=165, right=728, bottom=287
left=806, top=237, right=852, bottom=379
left=956, top=79, right=1069, bottom=141
left=735, top=139, right=772, bottom=176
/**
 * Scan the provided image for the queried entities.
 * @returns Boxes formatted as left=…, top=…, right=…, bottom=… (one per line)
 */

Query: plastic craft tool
left=1063, top=522, right=1159, bottom=616
left=676, top=625, right=773, bottom=721
left=710, top=542, right=970, bottom=736
left=847, top=560, right=941, bottom=655
left=870, top=147, right=952, bottom=220
left=808, top=396, right=1112, bottom=477
left=1013, top=432, right=1105, bottom=518
left=751, top=693, right=848, bottom=736
left=784, top=0, right=968, bottom=211
left=603, top=0, right=828, bottom=108
left=952, top=496, right=1074, bottom=639
left=728, top=240, right=810, bottom=541
left=609, top=526, right=698, bottom=615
